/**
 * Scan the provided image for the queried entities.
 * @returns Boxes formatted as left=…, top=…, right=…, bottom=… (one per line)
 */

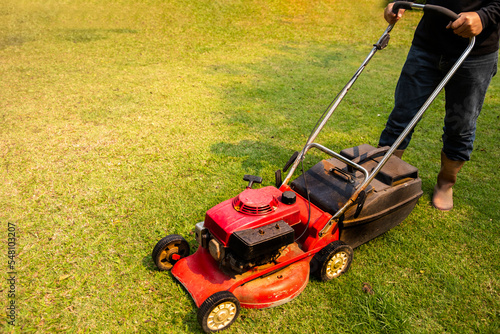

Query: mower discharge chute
left=151, top=3, right=474, bottom=332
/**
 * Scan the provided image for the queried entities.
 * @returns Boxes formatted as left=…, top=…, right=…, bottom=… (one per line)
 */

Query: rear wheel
left=152, top=234, right=190, bottom=271
left=198, top=291, right=240, bottom=333
left=313, top=240, right=353, bottom=281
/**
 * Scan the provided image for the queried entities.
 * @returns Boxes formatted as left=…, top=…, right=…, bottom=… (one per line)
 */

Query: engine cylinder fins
left=233, top=189, right=279, bottom=215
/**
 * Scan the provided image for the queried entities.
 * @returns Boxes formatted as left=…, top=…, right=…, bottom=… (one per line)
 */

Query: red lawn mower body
left=171, top=183, right=336, bottom=309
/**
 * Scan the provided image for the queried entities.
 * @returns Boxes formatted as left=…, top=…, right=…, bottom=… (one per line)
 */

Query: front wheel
left=198, top=291, right=240, bottom=333
left=151, top=234, right=190, bottom=271
left=313, top=240, right=353, bottom=281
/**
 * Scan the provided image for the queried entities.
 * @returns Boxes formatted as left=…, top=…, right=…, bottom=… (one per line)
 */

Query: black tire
left=151, top=234, right=190, bottom=271
left=197, top=291, right=240, bottom=333
left=312, top=240, right=353, bottom=281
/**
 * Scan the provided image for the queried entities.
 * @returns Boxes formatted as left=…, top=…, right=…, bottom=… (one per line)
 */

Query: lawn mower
left=151, top=3, right=474, bottom=332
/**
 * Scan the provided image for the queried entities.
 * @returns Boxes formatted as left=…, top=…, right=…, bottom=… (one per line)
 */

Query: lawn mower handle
left=392, top=2, right=460, bottom=22
left=281, top=2, right=475, bottom=237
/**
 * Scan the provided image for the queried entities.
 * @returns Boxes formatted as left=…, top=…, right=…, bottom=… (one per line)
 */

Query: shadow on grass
left=0, top=35, right=32, bottom=49
left=141, top=253, right=157, bottom=272
left=212, top=45, right=355, bottom=138
left=211, top=139, right=328, bottom=183
left=58, top=28, right=138, bottom=43
left=206, top=42, right=395, bottom=180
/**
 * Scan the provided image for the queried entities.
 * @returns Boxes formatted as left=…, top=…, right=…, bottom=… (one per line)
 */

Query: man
left=379, top=1, right=500, bottom=211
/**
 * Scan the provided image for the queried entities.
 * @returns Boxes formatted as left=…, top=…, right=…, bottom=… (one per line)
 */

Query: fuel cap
left=281, top=191, right=296, bottom=205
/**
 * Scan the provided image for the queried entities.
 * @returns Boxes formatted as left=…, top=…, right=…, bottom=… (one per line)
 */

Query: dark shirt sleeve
left=477, top=1, right=500, bottom=28
left=412, top=0, right=500, bottom=56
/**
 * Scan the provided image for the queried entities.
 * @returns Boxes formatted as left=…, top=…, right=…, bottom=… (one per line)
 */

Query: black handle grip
left=423, top=5, right=459, bottom=21
left=392, top=1, right=459, bottom=22
left=392, top=1, right=413, bottom=14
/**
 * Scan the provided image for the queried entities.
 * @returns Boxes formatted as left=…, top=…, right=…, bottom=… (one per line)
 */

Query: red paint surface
left=171, top=185, right=340, bottom=310
left=171, top=244, right=311, bottom=309
left=204, top=187, right=301, bottom=246
left=233, top=259, right=310, bottom=308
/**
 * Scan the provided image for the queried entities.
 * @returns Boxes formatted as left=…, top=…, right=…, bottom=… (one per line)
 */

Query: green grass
left=1, top=0, right=499, bottom=333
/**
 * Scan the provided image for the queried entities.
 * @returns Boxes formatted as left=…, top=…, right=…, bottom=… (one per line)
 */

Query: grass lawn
left=1, top=0, right=499, bottom=333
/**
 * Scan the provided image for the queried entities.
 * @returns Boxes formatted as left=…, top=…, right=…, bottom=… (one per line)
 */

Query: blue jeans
left=378, top=45, right=498, bottom=161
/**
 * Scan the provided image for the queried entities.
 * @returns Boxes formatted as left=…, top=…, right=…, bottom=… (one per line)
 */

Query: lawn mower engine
left=196, top=176, right=301, bottom=274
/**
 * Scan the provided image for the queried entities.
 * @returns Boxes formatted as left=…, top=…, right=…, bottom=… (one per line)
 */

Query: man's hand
left=384, top=2, right=405, bottom=25
left=446, top=12, right=483, bottom=38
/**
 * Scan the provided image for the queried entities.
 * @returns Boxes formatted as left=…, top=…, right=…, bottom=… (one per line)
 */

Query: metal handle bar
left=315, top=11, right=476, bottom=236
left=301, top=143, right=370, bottom=181
left=276, top=3, right=476, bottom=236
left=281, top=25, right=393, bottom=186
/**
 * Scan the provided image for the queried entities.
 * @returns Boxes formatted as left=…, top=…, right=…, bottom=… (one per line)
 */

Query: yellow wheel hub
left=326, top=251, right=348, bottom=278
left=207, top=302, right=237, bottom=331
